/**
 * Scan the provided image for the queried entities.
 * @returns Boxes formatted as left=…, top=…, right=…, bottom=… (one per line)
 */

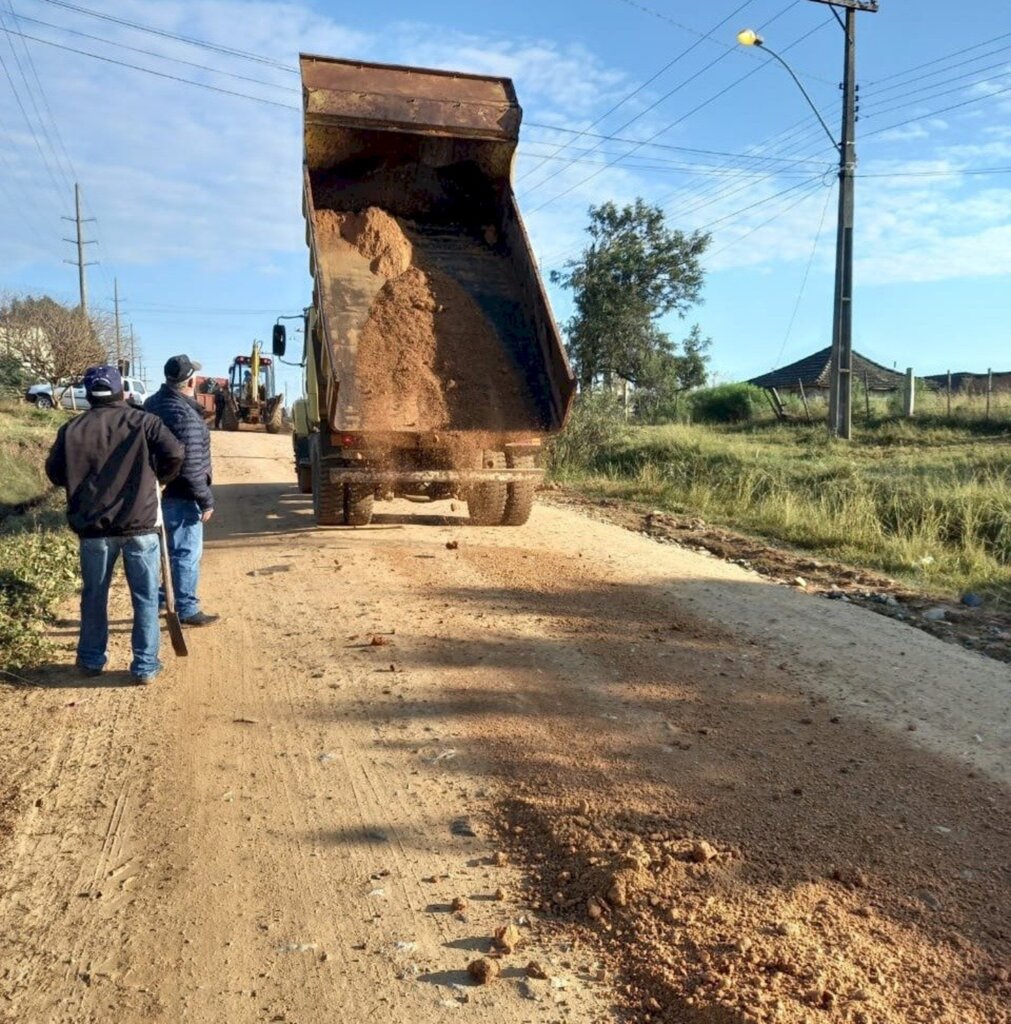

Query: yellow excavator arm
left=247, top=341, right=261, bottom=405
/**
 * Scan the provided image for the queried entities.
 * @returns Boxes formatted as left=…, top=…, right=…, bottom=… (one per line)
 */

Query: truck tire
left=310, top=435, right=342, bottom=526
left=265, top=400, right=284, bottom=434
left=501, top=454, right=535, bottom=526
left=222, top=400, right=241, bottom=432
left=343, top=485, right=374, bottom=526
left=296, top=464, right=313, bottom=494
left=466, top=451, right=507, bottom=526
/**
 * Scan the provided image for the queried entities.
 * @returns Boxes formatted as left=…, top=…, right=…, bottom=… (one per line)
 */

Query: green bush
left=689, top=383, right=767, bottom=424
left=548, top=389, right=628, bottom=474
left=0, top=516, right=78, bottom=672
left=0, top=354, right=30, bottom=398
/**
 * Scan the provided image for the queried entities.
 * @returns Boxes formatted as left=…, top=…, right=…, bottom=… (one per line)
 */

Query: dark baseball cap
left=83, top=364, right=123, bottom=397
left=164, top=354, right=202, bottom=383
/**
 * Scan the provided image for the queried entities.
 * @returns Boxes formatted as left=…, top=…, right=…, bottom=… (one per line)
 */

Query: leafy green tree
left=633, top=325, right=712, bottom=422
left=550, top=199, right=711, bottom=391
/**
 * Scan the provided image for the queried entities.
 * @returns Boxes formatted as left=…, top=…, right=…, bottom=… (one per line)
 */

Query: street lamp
left=738, top=1, right=879, bottom=440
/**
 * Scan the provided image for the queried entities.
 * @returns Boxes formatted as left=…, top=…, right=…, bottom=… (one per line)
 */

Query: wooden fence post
left=904, top=368, right=915, bottom=418
left=946, top=369, right=952, bottom=417
left=797, top=379, right=812, bottom=423
left=863, top=371, right=871, bottom=420
left=986, top=368, right=993, bottom=421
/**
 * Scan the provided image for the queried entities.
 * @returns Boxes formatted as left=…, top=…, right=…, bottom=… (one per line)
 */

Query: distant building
left=748, top=346, right=906, bottom=393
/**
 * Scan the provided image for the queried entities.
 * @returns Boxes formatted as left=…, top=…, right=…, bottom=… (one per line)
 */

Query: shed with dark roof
left=748, top=347, right=906, bottom=393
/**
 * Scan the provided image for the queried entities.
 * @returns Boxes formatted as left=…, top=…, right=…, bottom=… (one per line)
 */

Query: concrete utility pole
left=62, top=183, right=97, bottom=314
left=808, top=0, right=879, bottom=440
left=112, top=278, right=122, bottom=365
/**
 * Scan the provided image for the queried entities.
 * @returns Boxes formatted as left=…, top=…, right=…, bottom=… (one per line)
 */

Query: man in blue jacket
left=46, top=365, right=185, bottom=682
left=145, top=354, right=219, bottom=627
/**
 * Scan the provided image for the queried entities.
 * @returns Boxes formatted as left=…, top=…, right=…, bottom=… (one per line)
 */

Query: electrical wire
left=864, top=80, right=1011, bottom=139
left=0, top=19, right=65, bottom=199
left=0, top=26, right=299, bottom=110
left=867, top=29, right=1011, bottom=87
left=523, top=121, right=830, bottom=166
left=517, top=0, right=757, bottom=184
left=36, top=0, right=297, bottom=72
left=2, top=1, right=76, bottom=187
left=526, top=15, right=833, bottom=214
left=769, top=183, right=835, bottom=368
left=13, top=11, right=296, bottom=92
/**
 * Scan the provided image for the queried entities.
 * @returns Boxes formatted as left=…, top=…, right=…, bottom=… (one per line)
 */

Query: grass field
left=550, top=402, right=1011, bottom=601
left=0, top=402, right=78, bottom=673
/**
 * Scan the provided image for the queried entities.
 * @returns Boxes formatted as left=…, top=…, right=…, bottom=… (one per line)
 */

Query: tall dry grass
left=551, top=403, right=1011, bottom=598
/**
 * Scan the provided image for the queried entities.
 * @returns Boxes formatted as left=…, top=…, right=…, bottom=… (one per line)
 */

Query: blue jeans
left=78, top=534, right=161, bottom=677
left=162, top=498, right=204, bottom=620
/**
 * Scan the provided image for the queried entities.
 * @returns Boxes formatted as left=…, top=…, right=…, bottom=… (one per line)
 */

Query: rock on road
left=1, top=430, right=1008, bottom=1024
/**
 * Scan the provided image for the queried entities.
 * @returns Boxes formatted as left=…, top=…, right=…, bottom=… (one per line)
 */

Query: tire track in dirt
left=3, top=431, right=1007, bottom=1024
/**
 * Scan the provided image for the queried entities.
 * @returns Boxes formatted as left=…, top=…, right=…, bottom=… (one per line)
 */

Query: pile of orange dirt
left=318, top=205, right=537, bottom=441
left=315, top=207, right=412, bottom=279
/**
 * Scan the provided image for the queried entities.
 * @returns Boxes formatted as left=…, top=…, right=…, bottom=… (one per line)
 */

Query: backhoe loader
left=222, top=341, right=284, bottom=433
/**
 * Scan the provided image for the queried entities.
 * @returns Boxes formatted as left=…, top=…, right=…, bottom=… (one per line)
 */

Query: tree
left=633, top=325, right=712, bottom=422
left=550, top=199, right=711, bottom=391
left=0, top=295, right=110, bottom=401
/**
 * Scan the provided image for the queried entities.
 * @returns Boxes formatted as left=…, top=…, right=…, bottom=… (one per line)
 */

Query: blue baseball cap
left=83, top=364, right=123, bottom=397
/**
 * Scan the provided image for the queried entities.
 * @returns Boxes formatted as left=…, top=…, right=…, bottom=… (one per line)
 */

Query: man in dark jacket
left=145, top=354, right=219, bottom=627
left=46, top=365, right=184, bottom=683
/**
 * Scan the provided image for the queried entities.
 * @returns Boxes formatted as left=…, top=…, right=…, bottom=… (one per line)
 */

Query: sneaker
left=75, top=658, right=103, bottom=678
left=131, top=660, right=164, bottom=685
left=180, top=611, right=220, bottom=627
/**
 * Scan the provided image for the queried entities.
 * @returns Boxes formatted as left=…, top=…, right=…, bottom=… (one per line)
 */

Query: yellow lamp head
left=737, top=28, right=763, bottom=47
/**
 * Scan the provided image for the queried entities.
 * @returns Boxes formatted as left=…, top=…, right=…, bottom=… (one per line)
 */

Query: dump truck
left=275, top=54, right=576, bottom=527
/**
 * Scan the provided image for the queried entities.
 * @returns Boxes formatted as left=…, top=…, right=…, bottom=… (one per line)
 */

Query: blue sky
left=2, top=0, right=1010, bottom=400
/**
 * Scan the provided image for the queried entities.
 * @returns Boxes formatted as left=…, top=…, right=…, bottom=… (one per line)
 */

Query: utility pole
left=112, top=277, right=123, bottom=366
left=808, top=0, right=879, bottom=440
left=62, top=183, right=97, bottom=314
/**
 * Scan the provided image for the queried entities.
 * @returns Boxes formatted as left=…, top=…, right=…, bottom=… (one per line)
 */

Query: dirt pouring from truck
left=314, top=205, right=538, bottom=454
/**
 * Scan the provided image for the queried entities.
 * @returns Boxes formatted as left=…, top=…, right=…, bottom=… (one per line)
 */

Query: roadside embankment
left=0, top=402, right=77, bottom=674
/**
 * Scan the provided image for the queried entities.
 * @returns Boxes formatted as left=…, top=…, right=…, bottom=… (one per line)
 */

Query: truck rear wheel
left=343, top=485, right=374, bottom=526
left=501, top=454, right=535, bottom=526
left=466, top=451, right=507, bottom=526
left=310, top=435, right=342, bottom=526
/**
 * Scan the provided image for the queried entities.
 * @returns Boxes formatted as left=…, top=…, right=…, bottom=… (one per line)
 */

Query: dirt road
left=2, top=431, right=1008, bottom=1024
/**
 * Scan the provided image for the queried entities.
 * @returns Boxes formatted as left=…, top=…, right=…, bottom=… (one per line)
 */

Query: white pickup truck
left=25, top=377, right=149, bottom=410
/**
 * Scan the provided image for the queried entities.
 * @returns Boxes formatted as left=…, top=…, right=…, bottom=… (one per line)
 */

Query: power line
left=868, top=39, right=1011, bottom=99
left=1, top=0, right=76, bottom=188
left=867, top=28, right=1011, bottom=87
left=517, top=0, right=758, bottom=184
left=864, top=79, right=1011, bottom=139
left=526, top=15, right=833, bottom=214
left=769, top=184, right=835, bottom=368
left=36, top=0, right=297, bottom=72
left=861, top=63, right=1011, bottom=119
left=13, top=11, right=297, bottom=92
left=0, top=22, right=64, bottom=199
left=614, top=0, right=834, bottom=85
left=1, top=27, right=299, bottom=110
left=694, top=174, right=827, bottom=233
left=524, top=121, right=830, bottom=166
